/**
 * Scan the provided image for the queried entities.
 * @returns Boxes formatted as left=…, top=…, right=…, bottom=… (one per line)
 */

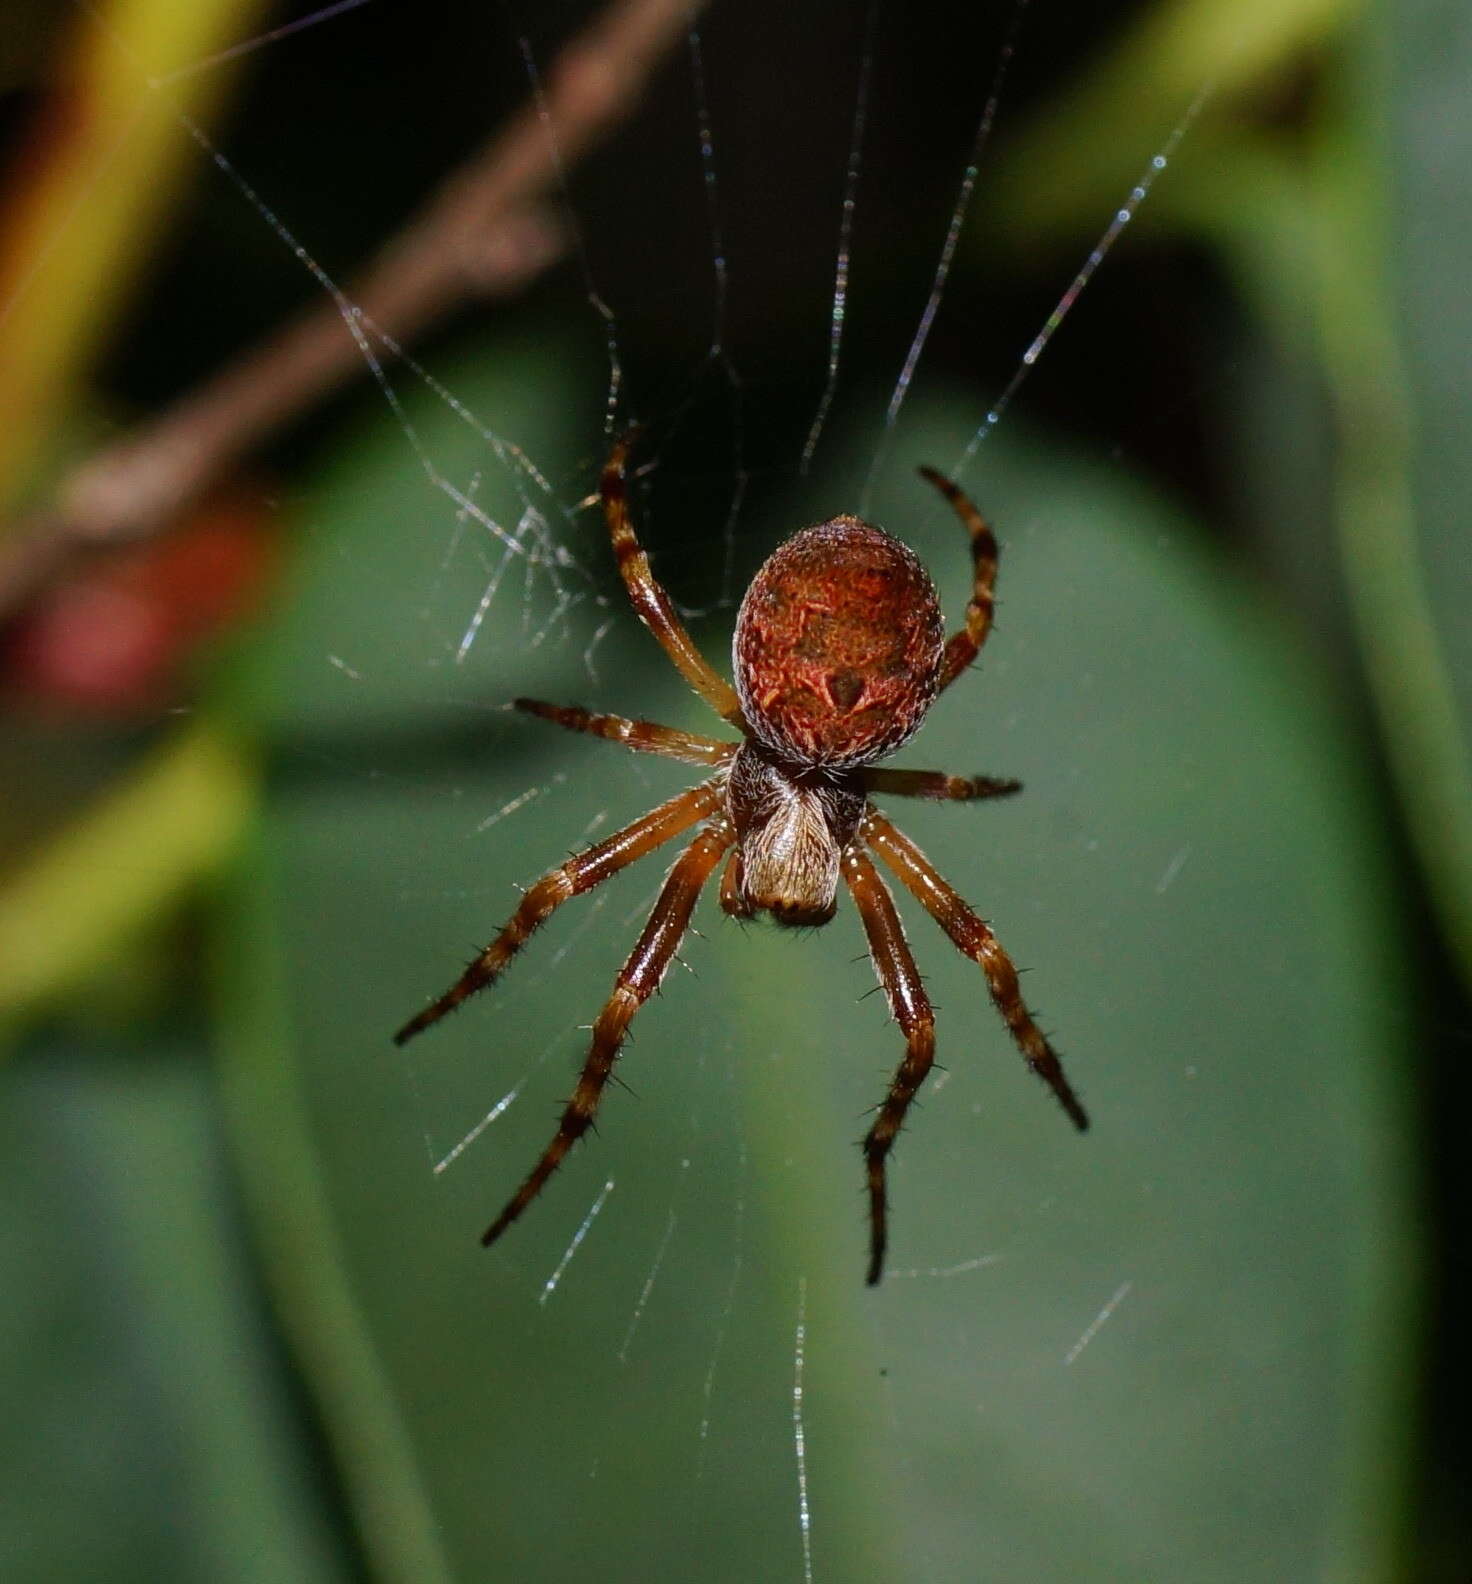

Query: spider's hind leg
left=602, top=433, right=746, bottom=726
left=918, top=465, right=1000, bottom=694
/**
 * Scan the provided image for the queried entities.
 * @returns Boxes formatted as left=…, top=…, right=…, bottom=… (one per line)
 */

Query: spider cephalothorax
left=723, top=741, right=866, bottom=927
left=396, top=433, right=1087, bottom=1285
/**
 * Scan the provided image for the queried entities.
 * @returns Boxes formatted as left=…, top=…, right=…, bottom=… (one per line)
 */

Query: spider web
left=7, top=2, right=1410, bottom=1581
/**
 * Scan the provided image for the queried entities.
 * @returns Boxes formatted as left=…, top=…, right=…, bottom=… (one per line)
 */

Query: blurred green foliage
left=211, top=333, right=1413, bottom=1580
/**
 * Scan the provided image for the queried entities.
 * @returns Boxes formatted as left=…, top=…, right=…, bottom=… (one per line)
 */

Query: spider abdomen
left=732, top=516, right=944, bottom=767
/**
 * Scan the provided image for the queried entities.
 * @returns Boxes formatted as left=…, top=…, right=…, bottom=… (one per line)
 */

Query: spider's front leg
left=480, top=818, right=734, bottom=1252
left=843, top=846, right=937, bottom=1286
left=865, top=809, right=1088, bottom=1132
left=393, top=782, right=719, bottom=1046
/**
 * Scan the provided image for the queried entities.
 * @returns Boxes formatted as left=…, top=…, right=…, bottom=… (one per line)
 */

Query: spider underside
left=395, top=434, right=1087, bottom=1286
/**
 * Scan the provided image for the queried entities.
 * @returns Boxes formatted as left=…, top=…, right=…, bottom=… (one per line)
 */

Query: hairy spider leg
left=844, top=847, right=937, bottom=1286
left=602, top=433, right=746, bottom=725
left=480, top=819, right=734, bottom=1250
left=718, top=849, right=752, bottom=918
left=861, top=766, right=1022, bottom=802
left=865, top=810, right=1089, bottom=1132
left=515, top=698, right=736, bottom=767
left=918, top=465, right=1000, bottom=694
left=392, top=782, right=721, bottom=1047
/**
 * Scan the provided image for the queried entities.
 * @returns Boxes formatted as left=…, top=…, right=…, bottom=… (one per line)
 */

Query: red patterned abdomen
left=732, top=515, right=944, bottom=766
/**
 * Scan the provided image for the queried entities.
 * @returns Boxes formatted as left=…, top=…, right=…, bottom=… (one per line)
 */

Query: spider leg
left=917, top=465, right=999, bottom=693
left=515, top=698, right=735, bottom=767
left=862, top=766, right=1021, bottom=802
left=843, top=847, right=937, bottom=1286
left=480, top=818, right=733, bottom=1251
left=865, top=809, right=1089, bottom=1132
left=603, top=433, right=746, bottom=726
left=393, top=782, right=720, bottom=1047
left=718, top=849, right=753, bottom=917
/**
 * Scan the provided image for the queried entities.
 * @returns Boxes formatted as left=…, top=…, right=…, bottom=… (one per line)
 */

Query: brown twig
left=0, top=0, right=699, bottom=617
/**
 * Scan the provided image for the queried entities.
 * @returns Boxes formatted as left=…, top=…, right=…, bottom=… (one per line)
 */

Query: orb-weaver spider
left=395, top=433, right=1087, bottom=1285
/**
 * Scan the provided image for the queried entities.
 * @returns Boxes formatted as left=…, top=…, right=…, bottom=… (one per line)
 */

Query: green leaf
left=0, top=722, right=254, bottom=1034
left=987, top=0, right=1472, bottom=988
left=0, top=1037, right=355, bottom=1583
left=980, top=0, right=1350, bottom=265
left=226, top=332, right=1417, bottom=1580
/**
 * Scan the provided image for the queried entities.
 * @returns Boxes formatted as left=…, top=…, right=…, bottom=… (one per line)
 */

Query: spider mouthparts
left=767, top=899, right=837, bottom=929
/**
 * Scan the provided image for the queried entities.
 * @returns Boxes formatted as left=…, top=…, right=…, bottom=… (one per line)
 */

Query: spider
left=395, top=432, right=1087, bottom=1285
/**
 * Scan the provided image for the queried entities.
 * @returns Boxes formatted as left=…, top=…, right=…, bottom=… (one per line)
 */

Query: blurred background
left=0, top=0, right=1465, bottom=1578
